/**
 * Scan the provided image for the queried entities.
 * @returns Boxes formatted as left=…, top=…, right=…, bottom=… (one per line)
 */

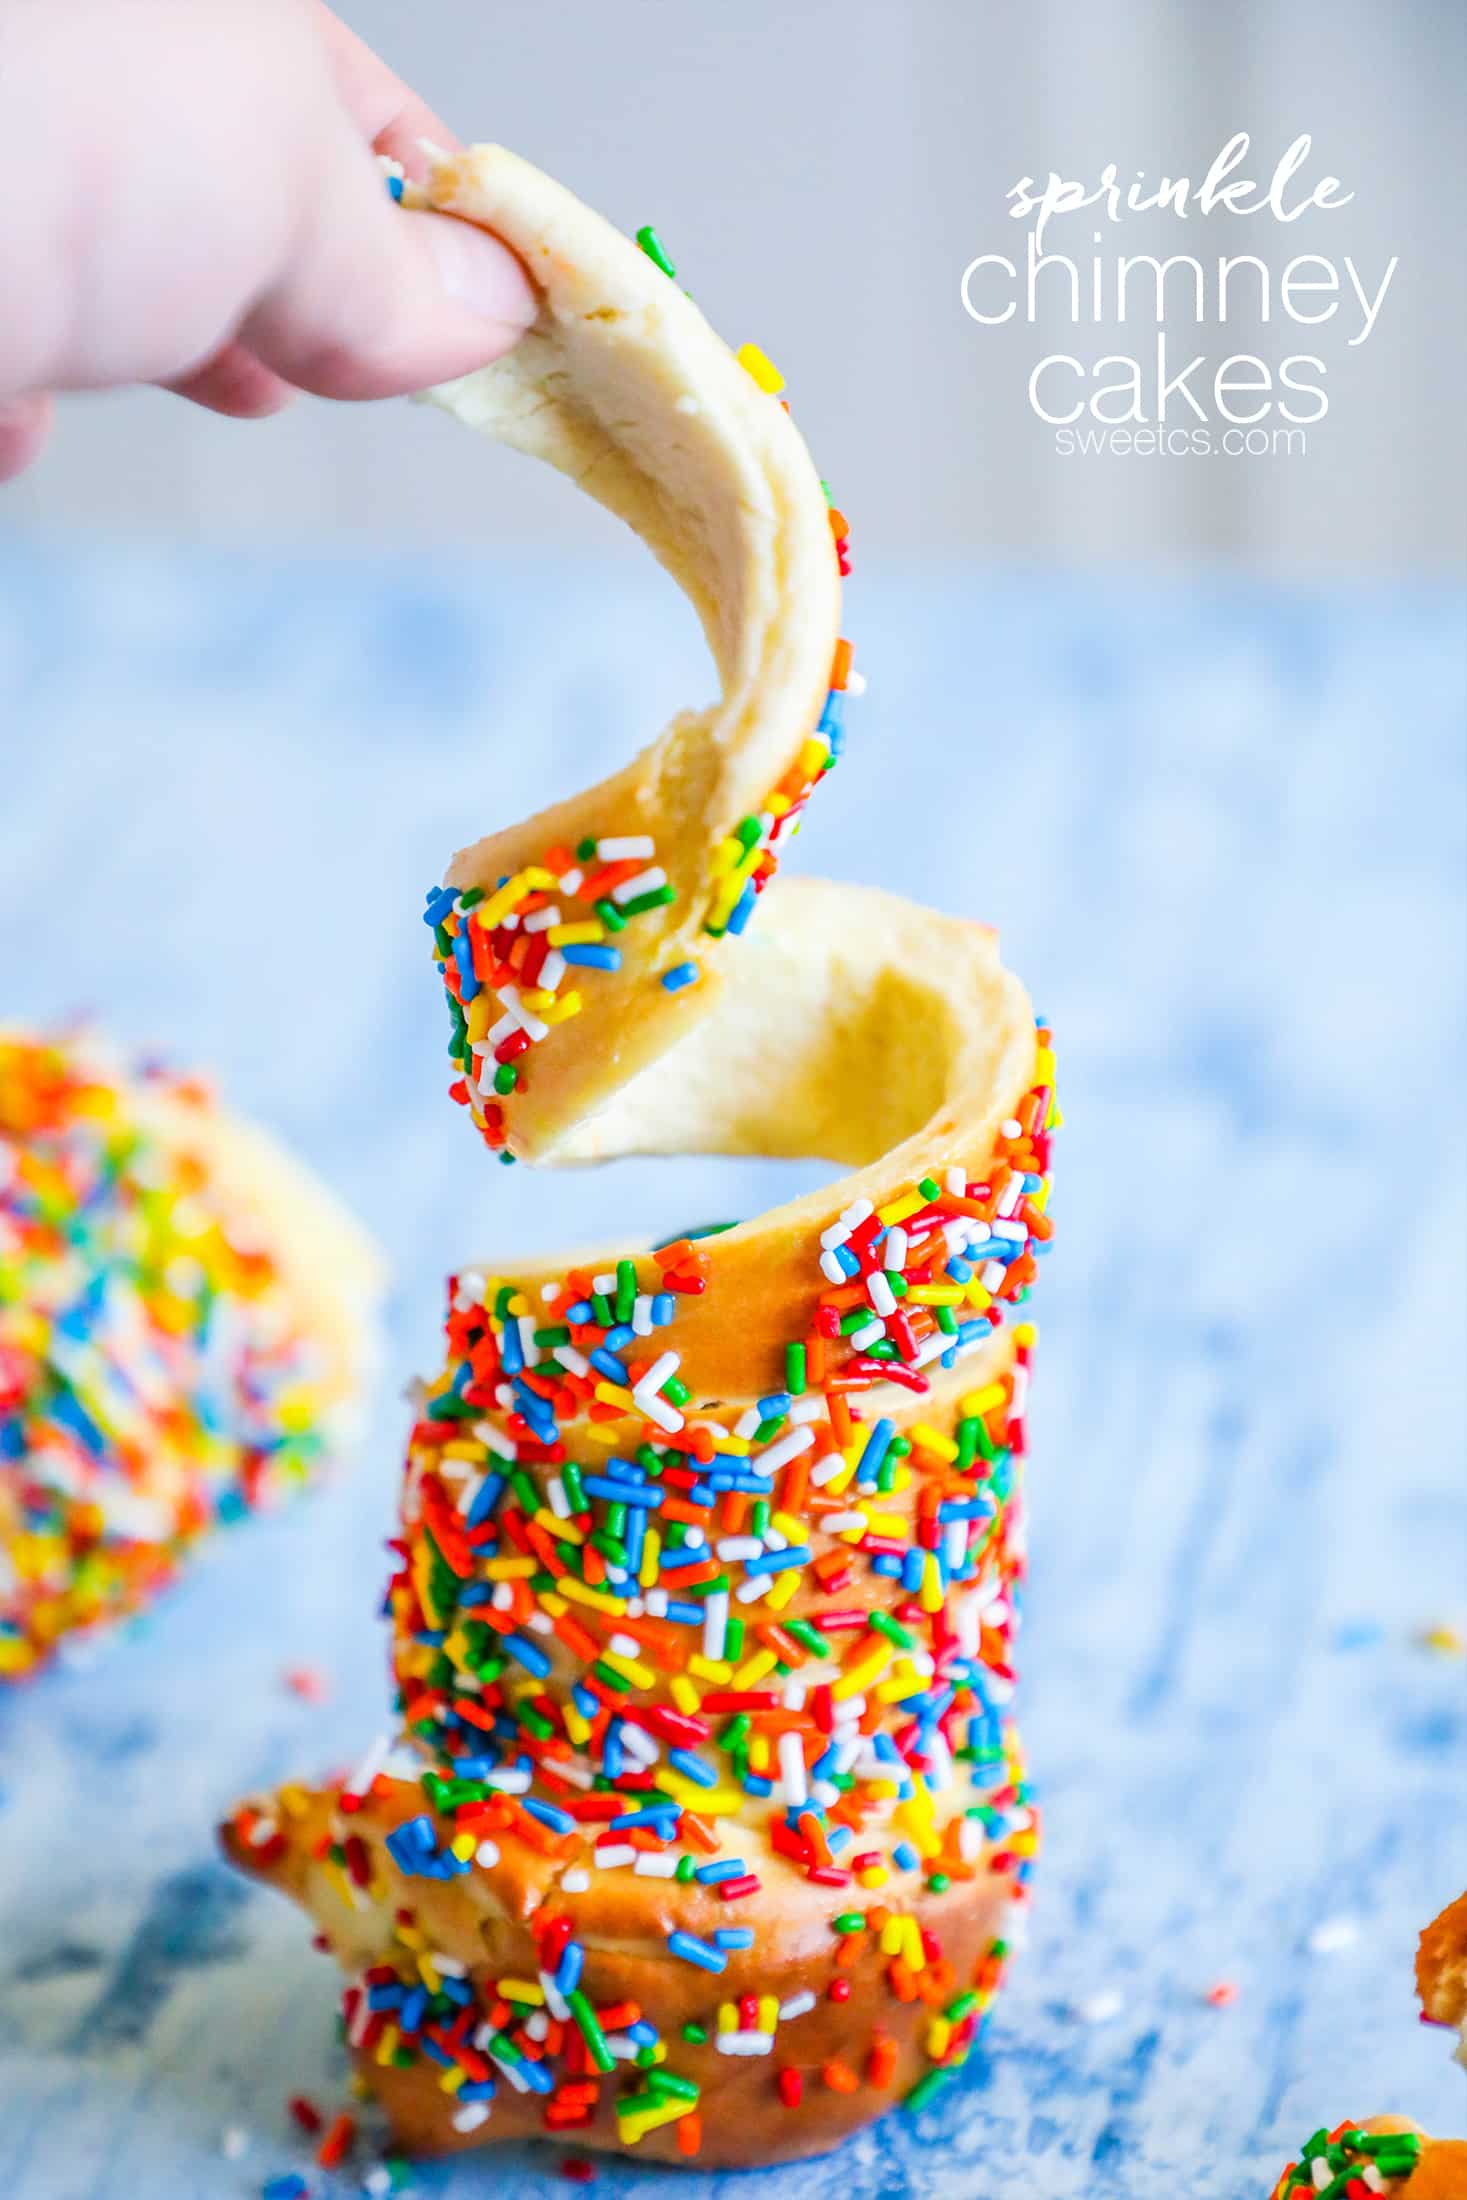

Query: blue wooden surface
left=0, top=538, right=1462, bottom=2199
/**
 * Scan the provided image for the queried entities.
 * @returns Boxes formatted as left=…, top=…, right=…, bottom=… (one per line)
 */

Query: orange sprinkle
left=822, top=2059, right=860, bottom=2093
left=830, top=638, right=853, bottom=690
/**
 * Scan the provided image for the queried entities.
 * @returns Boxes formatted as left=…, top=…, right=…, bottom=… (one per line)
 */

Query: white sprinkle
left=1306, top=1917, right=1360, bottom=1956
left=810, top=1453, right=846, bottom=1488
left=779, top=1730, right=808, bottom=1807
left=632, top=1294, right=655, bottom=1337
left=483, top=1766, right=531, bottom=1793
left=554, top=1344, right=591, bottom=1380
left=716, top=2031, right=774, bottom=2056
left=845, top=669, right=867, bottom=696
left=592, top=1271, right=617, bottom=1296
left=537, top=948, right=567, bottom=992
left=476, top=1839, right=501, bottom=1868
left=1001, top=1118, right=1023, bottom=1139
left=634, top=1851, right=679, bottom=1877
left=718, top=1536, right=763, bottom=1562
left=219, top=2128, right=248, bottom=2161
left=945, top=1165, right=967, bottom=1194
left=637, top=1350, right=681, bottom=1396
left=778, top=1990, right=816, bottom=2021
left=523, top=905, right=561, bottom=933
left=820, top=1250, right=847, bottom=1285
left=1074, top=1989, right=1124, bottom=2025
left=822, top=1511, right=866, bottom=1534
left=703, top=1590, right=729, bottom=1662
left=546, top=1475, right=571, bottom=1520
left=494, top=986, right=549, bottom=1042
left=597, top=836, right=656, bottom=862
left=558, top=867, right=584, bottom=895
left=474, top=1420, right=518, bottom=1461
left=884, top=1226, right=909, bottom=1272
left=561, top=1868, right=591, bottom=1894
left=789, top=1396, right=825, bottom=1425
left=526, top=2009, right=550, bottom=2041
left=848, top=1317, right=884, bottom=1352
left=610, top=865, right=667, bottom=905
left=758, top=1425, right=816, bottom=1474
left=637, top=1389, right=685, bottom=1435
left=452, top=2102, right=492, bottom=2133
left=594, top=1843, right=637, bottom=1869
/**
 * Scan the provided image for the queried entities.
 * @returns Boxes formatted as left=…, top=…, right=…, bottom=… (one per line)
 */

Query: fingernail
left=424, top=215, right=537, bottom=332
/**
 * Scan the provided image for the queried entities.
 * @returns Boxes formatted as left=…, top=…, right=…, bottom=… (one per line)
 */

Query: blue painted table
left=1, top=539, right=1462, bottom=2199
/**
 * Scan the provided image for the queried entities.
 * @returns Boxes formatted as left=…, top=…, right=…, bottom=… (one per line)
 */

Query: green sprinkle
left=675, top=1854, right=696, bottom=1883
left=535, top=1324, right=571, bottom=1347
left=594, top=898, right=627, bottom=933
left=576, top=836, right=598, bottom=861
left=724, top=1616, right=744, bottom=1660
left=901, top=2067, right=955, bottom=2116
left=784, top=1618, right=826, bottom=1657
left=648, top=2069, right=700, bottom=2102
left=635, top=225, right=677, bottom=278
left=869, top=1611, right=914, bottom=1648
left=926, top=1871, right=951, bottom=1893
left=786, top=1342, right=807, bottom=1395
left=619, top=884, right=678, bottom=918
left=568, top=1989, right=615, bottom=2073
left=682, top=2021, right=708, bottom=2044
left=664, top=1376, right=691, bottom=1407
left=592, top=1291, right=615, bottom=1328
left=615, top=1259, right=637, bottom=1322
left=918, top=1176, right=942, bottom=1200
left=832, top=1911, right=865, bottom=1933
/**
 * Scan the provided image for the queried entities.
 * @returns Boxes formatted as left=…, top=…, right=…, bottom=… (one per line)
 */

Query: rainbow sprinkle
left=0, top=1032, right=349, bottom=1676
left=1270, top=2123, right=1425, bottom=2198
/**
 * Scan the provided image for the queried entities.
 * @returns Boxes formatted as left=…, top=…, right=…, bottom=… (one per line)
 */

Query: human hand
left=0, top=0, right=536, bottom=479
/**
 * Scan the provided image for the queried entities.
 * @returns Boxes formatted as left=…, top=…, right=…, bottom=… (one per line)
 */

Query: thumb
left=239, top=136, right=537, bottom=402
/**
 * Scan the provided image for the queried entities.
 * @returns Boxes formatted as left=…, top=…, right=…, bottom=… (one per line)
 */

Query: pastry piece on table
left=1, top=1027, right=384, bottom=1676
left=1268, top=2120, right=1467, bottom=2198
left=1418, top=1889, right=1467, bottom=2074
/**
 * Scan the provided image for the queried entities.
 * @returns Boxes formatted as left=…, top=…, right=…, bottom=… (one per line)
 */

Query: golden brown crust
left=1417, top=1890, right=1467, bottom=2030
left=223, top=1776, right=1024, bottom=2167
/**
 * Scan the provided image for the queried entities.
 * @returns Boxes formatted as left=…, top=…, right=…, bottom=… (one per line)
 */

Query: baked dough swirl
left=225, top=146, right=1057, bottom=2168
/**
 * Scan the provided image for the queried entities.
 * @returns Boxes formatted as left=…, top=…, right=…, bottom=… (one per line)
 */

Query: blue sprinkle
left=400, top=1985, right=428, bottom=2032
left=627, top=2020, right=657, bottom=2047
left=650, top=1293, right=676, bottom=1324
left=452, top=925, right=480, bottom=1001
left=661, top=960, right=701, bottom=992
left=503, top=1633, right=552, bottom=1678
left=583, top=1476, right=663, bottom=1509
left=555, top=1942, right=585, bottom=1996
left=521, top=1794, right=574, bottom=1835
left=604, top=1324, right=637, bottom=1352
left=713, top=1927, right=755, bottom=1950
left=740, top=1545, right=811, bottom=1577
left=857, top=1417, right=895, bottom=1483
left=386, top=172, right=405, bottom=202
left=726, top=882, right=758, bottom=935
left=673, top=1944, right=730, bottom=1980
left=662, top=1600, right=703, bottom=1624
left=610, top=1805, right=680, bottom=1831
left=893, top=1840, right=920, bottom=1871
left=589, top=1347, right=628, bottom=1383
left=668, top=1748, right=718, bottom=1787
left=694, top=1858, right=744, bottom=1883
left=562, top=944, right=623, bottom=970
left=466, top=1474, right=504, bottom=1527
left=423, top=885, right=458, bottom=926
left=834, top=1243, right=861, bottom=1278
left=667, top=1930, right=726, bottom=1973
left=757, top=1391, right=792, bottom=1419
left=566, top=1299, right=595, bottom=1323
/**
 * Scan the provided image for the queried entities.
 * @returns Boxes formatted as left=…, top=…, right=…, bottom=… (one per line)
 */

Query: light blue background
left=0, top=540, right=1463, bottom=2197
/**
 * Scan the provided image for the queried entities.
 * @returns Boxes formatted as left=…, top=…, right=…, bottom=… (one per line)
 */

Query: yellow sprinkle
left=1419, top=1624, right=1466, bottom=1657
left=557, top=1577, right=627, bottom=1616
left=902, top=1916, right=926, bottom=1971
left=927, top=2017, right=951, bottom=2059
left=464, top=992, right=493, bottom=1044
left=964, top=1281, right=993, bottom=1311
left=539, top=1590, right=568, bottom=1618
left=879, top=1916, right=904, bottom=1957
left=496, top=1977, right=544, bottom=2004
left=534, top=1509, right=584, bottom=1547
left=476, top=874, right=530, bottom=929
left=450, top=1833, right=476, bottom=1862
left=547, top=921, right=605, bottom=946
left=593, top=1380, right=638, bottom=1415
left=920, top=1553, right=944, bottom=1614
left=858, top=1866, right=889, bottom=1889
left=772, top=1511, right=806, bottom=1542
left=799, top=735, right=830, bottom=775
left=863, top=1510, right=906, bottom=1538
left=731, top=1647, right=779, bottom=1689
left=484, top=1556, right=537, bottom=1581
left=1013, top=1321, right=1038, bottom=1348
left=961, top=1382, right=1007, bottom=1418
left=639, top=1527, right=661, bottom=1589
left=601, top=1649, right=657, bottom=1690
left=878, top=1191, right=925, bottom=1226
left=737, top=341, right=785, bottom=393
left=711, top=837, right=743, bottom=876
left=833, top=1642, right=890, bottom=1700
left=540, top=990, right=583, bottom=1024
left=909, top=1285, right=965, bottom=1308
left=523, top=866, right=559, bottom=890
left=418, top=1954, right=441, bottom=1993
left=669, top=1672, right=700, bottom=1715
left=564, top=1704, right=592, bottom=1745
left=765, top=1569, right=801, bottom=1612
left=618, top=2099, right=692, bottom=2142
left=1035, top=1044, right=1056, bottom=1085
left=748, top=1733, right=770, bottom=1774
left=717, top=2002, right=738, bottom=2033
left=375, top=2023, right=401, bottom=2067
left=688, top=1655, right=734, bottom=1685
left=766, top=792, right=792, bottom=818
left=757, top=1994, right=779, bottom=2032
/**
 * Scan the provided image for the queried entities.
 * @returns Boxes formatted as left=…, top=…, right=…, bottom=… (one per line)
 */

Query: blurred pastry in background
left=0, top=1027, right=384, bottom=1677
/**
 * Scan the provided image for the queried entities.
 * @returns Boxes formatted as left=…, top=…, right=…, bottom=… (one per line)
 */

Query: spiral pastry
left=225, top=147, right=1058, bottom=2168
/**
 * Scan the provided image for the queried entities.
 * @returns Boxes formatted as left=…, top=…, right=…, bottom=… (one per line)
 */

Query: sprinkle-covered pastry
left=1, top=1028, right=383, bottom=1675
left=225, top=145, right=1057, bottom=2169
